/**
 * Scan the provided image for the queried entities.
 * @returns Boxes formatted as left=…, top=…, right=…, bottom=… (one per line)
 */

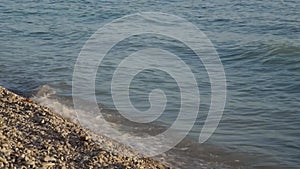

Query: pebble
left=43, top=156, right=56, bottom=162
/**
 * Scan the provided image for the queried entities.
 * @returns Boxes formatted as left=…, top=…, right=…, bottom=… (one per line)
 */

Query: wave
left=31, top=84, right=276, bottom=169
left=261, top=42, right=300, bottom=66
left=31, top=85, right=78, bottom=123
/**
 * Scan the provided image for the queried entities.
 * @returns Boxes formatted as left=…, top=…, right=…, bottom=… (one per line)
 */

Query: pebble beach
left=0, top=86, right=170, bottom=169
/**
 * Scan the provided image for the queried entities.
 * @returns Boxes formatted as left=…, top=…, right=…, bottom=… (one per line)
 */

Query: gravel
left=0, top=86, right=171, bottom=169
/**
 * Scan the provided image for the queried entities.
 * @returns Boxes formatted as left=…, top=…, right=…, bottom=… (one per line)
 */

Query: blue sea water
left=0, top=0, right=299, bottom=168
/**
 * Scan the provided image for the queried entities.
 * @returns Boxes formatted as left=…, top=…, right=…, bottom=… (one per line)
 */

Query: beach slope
left=0, top=86, right=169, bottom=169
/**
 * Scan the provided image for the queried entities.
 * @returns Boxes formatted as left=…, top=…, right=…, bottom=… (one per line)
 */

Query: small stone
left=80, top=135, right=91, bottom=141
left=0, top=157, right=8, bottom=164
left=157, top=164, right=166, bottom=169
left=43, top=156, right=56, bottom=162
left=42, top=162, right=55, bottom=168
left=26, top=161, right=35, bottom=165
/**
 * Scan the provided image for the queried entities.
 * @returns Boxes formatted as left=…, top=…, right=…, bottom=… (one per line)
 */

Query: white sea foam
left=32, top=85, right=78, bottom=124
left=31, top=85, right=164, bottom=157
left=30, top=85, right=244, bottom=169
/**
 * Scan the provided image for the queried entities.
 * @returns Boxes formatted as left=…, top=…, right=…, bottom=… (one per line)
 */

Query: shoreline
left=0, top=86, right=170, bottom=168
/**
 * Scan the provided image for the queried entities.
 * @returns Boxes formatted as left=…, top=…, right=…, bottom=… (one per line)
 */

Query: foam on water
left=30, top=85, right=260, bottom=169
left=32, top=85, right=78, bottom=124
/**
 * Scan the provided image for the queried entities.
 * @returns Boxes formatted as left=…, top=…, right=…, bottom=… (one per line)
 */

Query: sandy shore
left=0, top=86, right=170, bottom=169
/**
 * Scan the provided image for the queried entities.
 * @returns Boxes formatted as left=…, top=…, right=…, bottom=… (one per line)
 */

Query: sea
left=0, top=0, right=299, bottom=168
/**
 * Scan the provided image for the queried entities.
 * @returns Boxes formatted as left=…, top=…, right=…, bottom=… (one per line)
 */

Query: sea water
left=1, top=0, right=299, bottom=168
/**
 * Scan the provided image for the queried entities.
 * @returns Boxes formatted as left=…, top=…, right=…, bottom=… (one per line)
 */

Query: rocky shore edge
left=0, top=86, right=170, bottom=169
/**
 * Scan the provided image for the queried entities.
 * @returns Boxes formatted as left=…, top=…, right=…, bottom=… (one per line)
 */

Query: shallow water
left=1, top=0, right=300, bottom=168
